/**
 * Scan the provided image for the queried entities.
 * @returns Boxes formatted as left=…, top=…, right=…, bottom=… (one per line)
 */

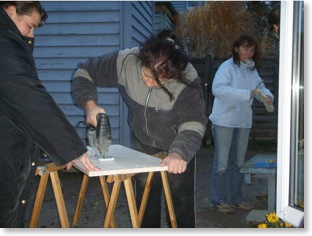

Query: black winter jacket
left=0, top=8, right=87, bottom=166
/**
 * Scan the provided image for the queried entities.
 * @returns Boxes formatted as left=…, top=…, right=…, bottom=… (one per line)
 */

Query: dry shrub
left=177, top=1, right=258, bottom=58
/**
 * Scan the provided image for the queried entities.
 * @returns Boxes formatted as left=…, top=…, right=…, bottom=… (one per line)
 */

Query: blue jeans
left=210, top=124, right=250, bottom=206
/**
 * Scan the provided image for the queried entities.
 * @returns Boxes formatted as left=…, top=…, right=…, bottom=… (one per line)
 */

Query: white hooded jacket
left=209, top=57, right=274, bottom=128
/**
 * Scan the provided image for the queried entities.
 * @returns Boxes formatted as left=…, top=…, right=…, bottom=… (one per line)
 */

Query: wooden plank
left=37, top=22, right=120, bottom=35
left=35, top=162, right=66, bottom=176
left=41, top=1, right=120, bottom=11
left=35, top=35, right=120, bottom=47
left=41, top=11, right=120, bottom=24
left=34, top=46, right=119, bottom=58
left=73, top=145, right=167, bottom=177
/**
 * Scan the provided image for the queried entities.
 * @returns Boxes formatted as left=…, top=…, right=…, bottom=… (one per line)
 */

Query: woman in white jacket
left=209, top=34, right=274, bottom=214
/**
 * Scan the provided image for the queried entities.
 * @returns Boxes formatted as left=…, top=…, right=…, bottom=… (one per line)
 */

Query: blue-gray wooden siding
left=170, top=1, right=188, bottom=12
left=33, top=1, right=154, bottom=147
left=171, top=1, right=207, bottom=13
left=154, top=11, right=175, bottom=35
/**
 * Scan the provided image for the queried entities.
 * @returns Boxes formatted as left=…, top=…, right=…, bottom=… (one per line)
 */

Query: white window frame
left=276, top=1, right=304, bottom=227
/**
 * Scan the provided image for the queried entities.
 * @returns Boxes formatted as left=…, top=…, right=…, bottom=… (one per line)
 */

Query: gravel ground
left=23, top=147, right=273, bottom=228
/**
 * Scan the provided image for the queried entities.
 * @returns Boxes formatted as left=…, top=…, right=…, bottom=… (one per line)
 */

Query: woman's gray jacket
left=73, top=47, right=208, bottom=163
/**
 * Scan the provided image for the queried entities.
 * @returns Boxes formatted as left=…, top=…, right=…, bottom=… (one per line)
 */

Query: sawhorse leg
left=72, top=174, right=89, bottom=227
left=29, top=172, right=49, bottom=227
left=137, top=171, right=177, bottom=228
left=73, top=175, right=117, bottom=228
left=138, top=172, right=154, bottom=226
left=124, top=177, right=140, bottom=228
left=103, top=179, right=122, bottom=228
left=29, top=163, right=69, bottom=228
left=50, top=171, right=70, bottom=227
left=161, top=171, right=177, bottom=228
left=73, top=171, right=177, bottom=228
left=103, top=174, right=135, bottom=228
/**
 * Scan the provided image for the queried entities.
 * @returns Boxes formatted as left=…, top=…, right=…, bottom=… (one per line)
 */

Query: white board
left=73, top=144, right=168, bottom=177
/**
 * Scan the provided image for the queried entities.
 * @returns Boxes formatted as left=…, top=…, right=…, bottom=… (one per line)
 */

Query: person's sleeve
left=1, top=70, right=87, bottom=166
left=0, top=35, right=89, bottom=165
left=72, top=50, right=119, bottom=109
left=168, top=78, right=208, bottom=163
left=212, top=64, right=251, bottom=106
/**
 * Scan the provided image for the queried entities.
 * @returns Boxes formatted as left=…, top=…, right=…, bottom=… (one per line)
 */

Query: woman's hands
left=85, top=100, right=106, bottom=127
left=66, top=152, right=100, bottom=171
left=265, top=96, right=273, bottom=105
left=65, top=100, right=107, bottom=172
left=160, top=153, right=187, bottom=174
left=65, top=100, right=106, bottom=171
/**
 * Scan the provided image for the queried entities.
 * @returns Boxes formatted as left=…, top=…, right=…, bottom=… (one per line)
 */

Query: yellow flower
left=266, top=212, right=279, bottom=223
left=257, top=223, right=267, bottom=228
left=257, top=211, right=294, bottom=228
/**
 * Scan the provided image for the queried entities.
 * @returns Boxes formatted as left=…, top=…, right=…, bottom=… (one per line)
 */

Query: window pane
left=290, top=1, right=304, bottom=211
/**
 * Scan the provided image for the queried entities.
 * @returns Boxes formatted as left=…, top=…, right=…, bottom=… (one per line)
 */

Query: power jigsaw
left=88, top=113, right=114, bottom=161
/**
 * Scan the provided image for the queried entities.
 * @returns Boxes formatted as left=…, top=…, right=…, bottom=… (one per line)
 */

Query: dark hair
left=268, top=5, right=280, bottom=30
left=232, top=34, right=261, bottom=69
left=0, top=1, right=48, bottom=27
left=157, top=28, right=184, bottom=51
left=137, top=36, right=189, bottom=101
left=157, top=28, right=178, bottom=40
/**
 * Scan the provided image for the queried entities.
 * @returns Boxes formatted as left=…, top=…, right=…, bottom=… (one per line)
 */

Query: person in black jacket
left=72, top=30, right=208, bottom=227
left=0, top=1, right=99, bottom=227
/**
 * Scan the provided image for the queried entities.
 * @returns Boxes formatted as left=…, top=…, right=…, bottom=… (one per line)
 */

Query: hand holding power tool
left=88, top=113, right=114, bottom=161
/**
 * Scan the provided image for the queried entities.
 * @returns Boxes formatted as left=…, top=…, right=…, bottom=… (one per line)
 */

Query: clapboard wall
left=33, top=1, right=154, bottom=147
left=170, top=1, right=188, bottom=12
left=154, top=11, right=174, bottom=34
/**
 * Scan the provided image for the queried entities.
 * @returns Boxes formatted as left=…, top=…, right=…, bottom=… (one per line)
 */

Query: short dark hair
left=0, top=1, right=48, bottom=27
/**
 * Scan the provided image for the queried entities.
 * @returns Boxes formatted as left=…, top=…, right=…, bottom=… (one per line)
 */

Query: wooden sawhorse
left=72, top=171, right=177, bottom=228
left=29, top=162, right=69, bottom=228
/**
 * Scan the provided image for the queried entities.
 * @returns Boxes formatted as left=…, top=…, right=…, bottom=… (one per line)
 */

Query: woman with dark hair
left=0, top=1, right=99, bottom=227
left=72, top=30, right=208, bottom=227
left=268, top=4, right=280, bottom=39
left=209, top=34, right=274, bottom=214
left=261, top=4, right=280, bottom=57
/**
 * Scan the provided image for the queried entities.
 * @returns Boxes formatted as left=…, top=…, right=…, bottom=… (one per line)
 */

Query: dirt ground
left=23, top=146, right=274, bottom=228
